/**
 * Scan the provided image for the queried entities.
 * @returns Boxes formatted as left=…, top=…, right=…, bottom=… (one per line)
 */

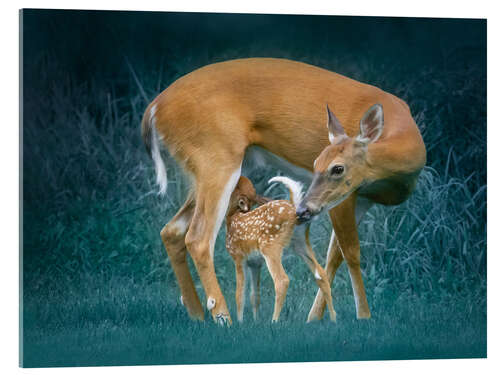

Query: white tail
left=268, top=176, right=304, bottom=209
left=151, top=127, right=168, bottom=195
left=142, top=102, right=168, bottom=195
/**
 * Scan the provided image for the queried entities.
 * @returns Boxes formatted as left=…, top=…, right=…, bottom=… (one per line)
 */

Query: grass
left=21, top=162, right=487, bottom=367
left=22, top=274, right=486, bottom=367
left=21, top=11, right=486, bottom=367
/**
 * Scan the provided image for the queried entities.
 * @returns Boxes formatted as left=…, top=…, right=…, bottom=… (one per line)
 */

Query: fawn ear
left=255, top=195, right=271, bottom=205
left=326, top=104, right=346, bottom=144
left=358, top=104, right=384, bottom=144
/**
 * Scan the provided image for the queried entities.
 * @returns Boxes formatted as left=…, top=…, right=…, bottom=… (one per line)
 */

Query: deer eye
left=238, top=199, right=248, bottom=210
left=330, top=165, right=344, bottom=176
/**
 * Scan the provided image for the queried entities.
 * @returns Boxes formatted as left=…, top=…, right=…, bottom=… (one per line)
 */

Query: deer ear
left=358, top=104, right=384, bottom=144
left=326, top=104, right=346, bottom=144
left=254, top=195, right=271, bottom=205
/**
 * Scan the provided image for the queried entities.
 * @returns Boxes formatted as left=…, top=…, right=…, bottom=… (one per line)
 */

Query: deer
left=141, top=57, right=426, bottom=325
left=225, top=175, right=336, bottom=322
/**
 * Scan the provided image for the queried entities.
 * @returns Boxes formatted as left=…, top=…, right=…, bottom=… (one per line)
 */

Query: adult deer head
left=296, top=103, right=384, bottom=222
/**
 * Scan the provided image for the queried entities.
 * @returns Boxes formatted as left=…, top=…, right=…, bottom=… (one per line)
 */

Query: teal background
left=21, top=10, right=486, bottom=367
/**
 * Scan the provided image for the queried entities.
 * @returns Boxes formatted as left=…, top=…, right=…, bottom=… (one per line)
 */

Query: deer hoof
left=215, top=313, right=230, bottom=326
left=330, top=312, right=337, bottom=322
left=207, top=297, right=216, bottom=311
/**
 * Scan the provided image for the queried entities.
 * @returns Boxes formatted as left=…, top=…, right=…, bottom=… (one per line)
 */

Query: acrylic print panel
left=20, top=9, right=486, bottom=367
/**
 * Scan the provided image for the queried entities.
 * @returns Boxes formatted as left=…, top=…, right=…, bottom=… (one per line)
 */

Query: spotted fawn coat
left=225, top=176, right=336, bottom=322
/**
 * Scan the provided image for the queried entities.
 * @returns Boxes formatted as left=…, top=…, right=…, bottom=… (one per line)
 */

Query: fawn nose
left=296, top=205, right=313, bottom=223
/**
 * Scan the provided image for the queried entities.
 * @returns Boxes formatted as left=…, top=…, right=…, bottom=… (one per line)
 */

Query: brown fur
left=148, top=58, right=425, bottom=178
left=145, top=58, right=426, bottom=323
left=225, top=177, right=336, bottom=322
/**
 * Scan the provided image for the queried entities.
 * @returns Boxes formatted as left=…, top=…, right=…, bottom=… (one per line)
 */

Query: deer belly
left=243, top=145, right=313, bottom=183
left=358, top=171, right=420, bottom=205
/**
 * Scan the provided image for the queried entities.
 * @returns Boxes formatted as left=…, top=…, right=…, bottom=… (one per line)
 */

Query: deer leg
left=297, top=252, right=337, bottom=322
left=160, top=192, right=204, bottom=320
left=291, top=226, right=336, bottom=322
left=234, top=258, right=246, bottom=322
left=308, top=195, right=373, bottom=320
left=307, top=232, right=343, bottom=321
left=246, top=257, right=263, bottom=320
left=262, top=251, right=289, bottom=322
left=184, top=163, right=243, bottom=325
left=311, top=265, right=336, bottom=322
left=302, top=237, right=337, bottom=321
left=331, top=194, right=371, bottom=319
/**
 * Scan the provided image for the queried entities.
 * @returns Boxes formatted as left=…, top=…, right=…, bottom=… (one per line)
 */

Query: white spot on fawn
left=207, top=297, right=216, bottom=311
left=180, top=295, right=184, bottom=306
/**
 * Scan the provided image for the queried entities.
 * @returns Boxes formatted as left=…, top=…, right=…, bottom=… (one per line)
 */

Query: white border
left=6, top=0, right=494, bottom=18
left=2, top=1, right=497, bottom=374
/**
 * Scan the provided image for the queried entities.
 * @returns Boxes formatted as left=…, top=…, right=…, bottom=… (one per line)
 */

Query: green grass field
left=21, top=11, right=486, bottom=367
left=22, top=274, right=486, bottom=367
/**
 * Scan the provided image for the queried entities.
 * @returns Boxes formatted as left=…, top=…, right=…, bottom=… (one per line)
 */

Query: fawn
left=225, top=175, right=336, bottom=322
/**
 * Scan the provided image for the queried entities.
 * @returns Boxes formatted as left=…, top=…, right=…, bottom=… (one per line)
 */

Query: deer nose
left=296, top=205, right=313, bottom=223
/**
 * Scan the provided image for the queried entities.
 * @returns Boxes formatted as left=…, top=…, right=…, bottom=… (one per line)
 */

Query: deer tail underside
left=141, top=102, right=168, bottom=195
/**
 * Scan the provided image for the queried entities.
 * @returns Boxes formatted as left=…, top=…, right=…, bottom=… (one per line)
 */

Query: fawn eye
left=238, top=199, right=247, bottom=210
left=330, top=165, right=344, bottom=176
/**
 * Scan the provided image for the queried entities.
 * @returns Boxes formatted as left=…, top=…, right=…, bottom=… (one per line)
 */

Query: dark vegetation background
left=21, top=9, right=486, bottom=367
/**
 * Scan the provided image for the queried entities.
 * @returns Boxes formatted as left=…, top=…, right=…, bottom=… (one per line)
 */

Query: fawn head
left=297, top=103, right=384, bottom=222
left=228, top=176, right=270, bottom=216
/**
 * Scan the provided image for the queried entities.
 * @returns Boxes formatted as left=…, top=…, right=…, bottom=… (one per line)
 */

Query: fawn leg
left=291, top=225, right=336, bottom=322
left=246, top=257, right=264, bottom=320
left=307, top=195, right=373, bottom=320
left=263, top=250, right=289, bottom=322
left=234, top=258, right=246, bottom=322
